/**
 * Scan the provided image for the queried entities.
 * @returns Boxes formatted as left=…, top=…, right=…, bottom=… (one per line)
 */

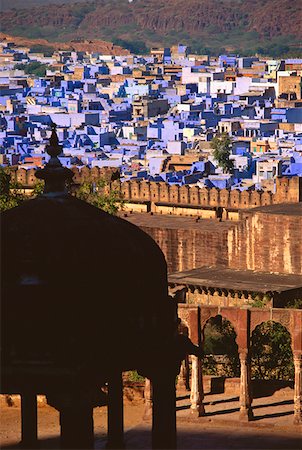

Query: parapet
left=8, top=166, right=302, bottom=212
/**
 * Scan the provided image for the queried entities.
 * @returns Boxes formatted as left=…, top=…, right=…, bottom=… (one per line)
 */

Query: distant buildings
left=1, top=37, right=302, bottom=194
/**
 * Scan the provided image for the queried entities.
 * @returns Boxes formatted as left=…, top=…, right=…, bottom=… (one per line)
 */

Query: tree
left=0, top=171, right=123, bottom=216
left=31, top=180, right=45, bottom=196
left=211, top=132, right=234, bottom=174
left=203, top=316, right=240, bottom=377
left=75, top=179, right=124, bottom=215
left=0, top=168, right=25, bottom=211
left=251, top=321, right=294, bottom=380
left=15, top=61, right=48, bottom=78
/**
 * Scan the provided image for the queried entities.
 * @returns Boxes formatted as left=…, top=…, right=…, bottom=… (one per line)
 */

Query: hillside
left=1, top=0, right=301, bottom=56
left=0, top=33, right=129, bottom=56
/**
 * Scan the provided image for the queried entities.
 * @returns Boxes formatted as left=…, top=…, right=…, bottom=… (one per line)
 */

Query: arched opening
left=203, top=315, right=239, bottom=379
left=250, top=320, right=294, bottom=421
left=251, top=321, right=294, bottom=381
left=251, top=320, right=294, bottom=386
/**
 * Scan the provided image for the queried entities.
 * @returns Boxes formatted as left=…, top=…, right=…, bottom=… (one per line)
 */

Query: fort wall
left=8, top=167, right=302, bottom=275
left=228, top=206, right=302, bottom=275
left=124, top=215, right=236, bottom=273
left=9, top=166, right=302, bottom=216
left=126, top=202, right=302, bottom=276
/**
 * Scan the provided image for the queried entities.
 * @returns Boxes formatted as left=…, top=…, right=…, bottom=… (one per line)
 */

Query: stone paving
left=175, top=389, right=297, bottom=426
left=119, top=423, right=302, bottom=450
left=95, top=389, right=302, bottom=449
left=1, top=389, right=301, bottom=449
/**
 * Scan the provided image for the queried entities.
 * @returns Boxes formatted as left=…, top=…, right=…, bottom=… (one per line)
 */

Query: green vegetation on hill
left=29, top=44, right=55, bottom=57
left=1, top=0, right=302, bottom=57
left=15, top=62, right=48, bottom=77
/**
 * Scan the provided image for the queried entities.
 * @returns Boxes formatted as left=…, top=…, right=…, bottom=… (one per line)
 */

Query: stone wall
left=228, top=204, right=302, bottom=275
left=9, top=165, right=302, bottom=276
left=126, top=203, right=302, bottom=276
left=124, top=215, right=236, bottom=273
left=10, top=165, right=301, bottom=214
left=144, top=227, right=230, bottom=273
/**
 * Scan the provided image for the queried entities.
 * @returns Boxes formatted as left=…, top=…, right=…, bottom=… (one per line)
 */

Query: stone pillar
left=152, top=371, right=176, bottom=449
left=239, top=351, right=253, bottom=421
left=177, top=356, right=190, bottom=391
left=21, top=393, right=38, bottom=449
left=143, top=377, right=153, bottom=420
left=293, top=353, right=302, bottom=425
left=190, top=355, right=205, bottom=417
left=107, top=370, right=124, bottom=449
left=60, top=405, right=94, bottom=449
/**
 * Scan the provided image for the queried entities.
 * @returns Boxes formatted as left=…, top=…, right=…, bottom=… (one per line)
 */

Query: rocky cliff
left=1, top=0, right=301, bottom=55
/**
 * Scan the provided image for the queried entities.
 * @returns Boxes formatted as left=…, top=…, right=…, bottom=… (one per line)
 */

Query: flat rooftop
left=169, top=266, right=302, bottom=293
left=123, top=213, right=236, bottom=231
left=245, top=203, right=302, bottom=216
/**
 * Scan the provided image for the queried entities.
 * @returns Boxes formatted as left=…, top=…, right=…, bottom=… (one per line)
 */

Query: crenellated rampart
left=9, top=166, right=302, bottom=214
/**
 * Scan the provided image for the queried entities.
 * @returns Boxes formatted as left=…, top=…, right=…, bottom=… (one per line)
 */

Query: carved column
left=293, top=353, right=302, bottom=425
left=177, top=356, right=190, bottom=391
left=143, top=377, right=153, bottom=420
left=239, top=351, right=253, bottom=421
left=107, top=370, right=124, bottom=449
left=21, top=393, right=38, bottom=449
left=190, top=355, right=205, bottom=417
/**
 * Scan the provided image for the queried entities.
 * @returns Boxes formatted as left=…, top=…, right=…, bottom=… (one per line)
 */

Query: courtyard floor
left=1, top=388, right=301, bottom=449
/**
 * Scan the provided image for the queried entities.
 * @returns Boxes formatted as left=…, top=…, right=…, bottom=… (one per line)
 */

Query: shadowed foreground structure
left=1, top=125, right=200, bottom=449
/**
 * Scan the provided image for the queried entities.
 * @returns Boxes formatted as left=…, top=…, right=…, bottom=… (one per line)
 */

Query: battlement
left=9, top=166, right=302, bottom=213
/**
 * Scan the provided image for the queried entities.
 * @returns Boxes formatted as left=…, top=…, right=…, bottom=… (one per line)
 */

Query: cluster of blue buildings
left=1, top=38, right=302, bottom=192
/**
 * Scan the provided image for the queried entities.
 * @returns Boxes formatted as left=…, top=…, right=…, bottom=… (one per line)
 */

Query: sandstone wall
left=140, top=226, right=231, bottom=273
left=228, top=207, right=302, bottom=275
left=124, top=216, right=235, bottom=273
left=10, top=166, right=301, bottom=213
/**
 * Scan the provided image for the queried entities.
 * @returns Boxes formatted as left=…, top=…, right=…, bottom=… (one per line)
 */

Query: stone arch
left=250, top=310, right=293, bottom=339
left=201, top=312, right=240, bottom=340
left=202, top=314, right=240, bottom=378
left=250, top=320, right=294, bottom=382
left=201, top=308, right=242, bottom=342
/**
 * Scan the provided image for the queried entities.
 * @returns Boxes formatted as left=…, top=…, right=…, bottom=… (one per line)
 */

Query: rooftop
left=244, top=202, right=302, bottom=216
left=168, top=266, right=302, bottom=294
left=123, top=213, right=236, bottom=231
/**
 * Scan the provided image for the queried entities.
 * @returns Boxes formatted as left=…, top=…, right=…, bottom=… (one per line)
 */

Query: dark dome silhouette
left=2, top=191, right=173, bottom=371
left=1, top=125, right=198, bottom=449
